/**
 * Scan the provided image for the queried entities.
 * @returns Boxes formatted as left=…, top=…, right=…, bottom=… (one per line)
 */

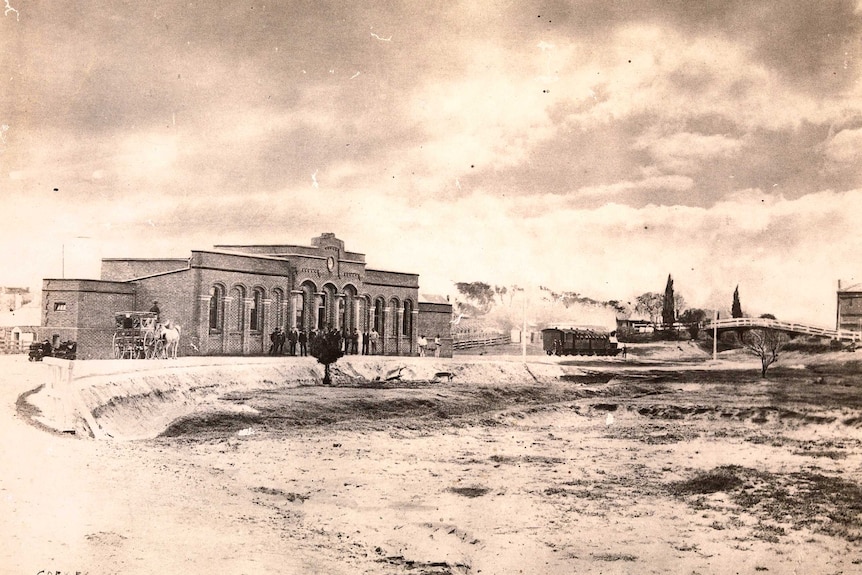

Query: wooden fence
left=452, top=330, right=511, bottom=350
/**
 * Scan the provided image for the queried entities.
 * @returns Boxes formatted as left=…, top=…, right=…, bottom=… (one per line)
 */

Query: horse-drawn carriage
left=112, top=311, right=181, bottom=359
left=113, top=311, right=160, bottom=359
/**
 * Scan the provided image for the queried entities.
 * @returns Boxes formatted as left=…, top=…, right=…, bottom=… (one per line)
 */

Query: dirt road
left=3, top=351, right=862, bottom=574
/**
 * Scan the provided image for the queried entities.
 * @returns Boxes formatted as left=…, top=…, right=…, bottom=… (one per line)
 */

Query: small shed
left=0, top=303, right=41, bottom=353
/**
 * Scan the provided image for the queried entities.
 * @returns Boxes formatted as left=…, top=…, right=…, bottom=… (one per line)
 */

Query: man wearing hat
left=149, top=300, right=161, bottom=322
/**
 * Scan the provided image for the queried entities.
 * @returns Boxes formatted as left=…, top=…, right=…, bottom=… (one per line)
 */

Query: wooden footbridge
left=703, top=317, right=861, bottom=342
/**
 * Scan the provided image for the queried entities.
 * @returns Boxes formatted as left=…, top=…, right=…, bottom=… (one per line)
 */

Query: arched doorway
left=299, top=281, right=317, bottom=331
left=321, top=283, right=338, bottom=330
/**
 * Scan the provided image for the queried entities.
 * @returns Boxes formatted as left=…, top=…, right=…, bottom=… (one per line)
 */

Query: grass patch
left=668, top=465, right=745, bottom=495
left=448, top=486, right=490, bottom=498
left=593, top=552, right=637, bottom=562
left=669, top=465, right=862, bottom=542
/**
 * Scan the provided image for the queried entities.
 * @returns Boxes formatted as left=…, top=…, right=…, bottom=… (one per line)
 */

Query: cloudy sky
left=2, top=1, right=862, bottom=325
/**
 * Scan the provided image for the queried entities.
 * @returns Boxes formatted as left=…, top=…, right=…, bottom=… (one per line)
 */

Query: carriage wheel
left=143, top=331, right=157, bottom=359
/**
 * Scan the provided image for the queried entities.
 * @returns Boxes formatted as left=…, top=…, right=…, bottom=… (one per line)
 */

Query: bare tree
left=742, top=328, right=789, bottom=377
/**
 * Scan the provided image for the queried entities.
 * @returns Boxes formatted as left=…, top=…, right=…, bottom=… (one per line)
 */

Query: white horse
left=156, top=322, right=181, bottom=359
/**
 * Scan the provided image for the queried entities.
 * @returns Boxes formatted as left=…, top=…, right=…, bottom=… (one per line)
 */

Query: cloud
left=576, top=174, right=695, bottom=198
left=2, top=0, right=861, bottom=333
left=823, top=127, right=862, bottom=164
left=635, top=132, right=745, bottom=173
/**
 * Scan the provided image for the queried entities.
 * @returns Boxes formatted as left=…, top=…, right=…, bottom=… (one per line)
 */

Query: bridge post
left=713, top=311, right=718, bottom=361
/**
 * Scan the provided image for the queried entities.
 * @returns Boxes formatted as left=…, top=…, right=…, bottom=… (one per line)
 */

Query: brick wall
left=40, top=279, right=136, bottom=359
left=102, top=259, right=189, bottom=282
left=418, top=301, right=453, bottom=358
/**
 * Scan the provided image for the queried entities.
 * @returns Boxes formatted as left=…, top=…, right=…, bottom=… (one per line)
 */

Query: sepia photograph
left=2, top=1, right=862, bottom=573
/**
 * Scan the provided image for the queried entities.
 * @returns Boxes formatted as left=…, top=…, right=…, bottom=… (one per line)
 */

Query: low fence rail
left=452, top=332, right=511, bottom=350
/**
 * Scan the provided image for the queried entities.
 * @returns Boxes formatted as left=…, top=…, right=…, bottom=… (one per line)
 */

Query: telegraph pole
left=522, top=289, right=527, bottom=361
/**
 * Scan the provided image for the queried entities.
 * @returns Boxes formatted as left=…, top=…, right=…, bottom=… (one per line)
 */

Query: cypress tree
left=732, top=285, right=743, bottom=318
left=662, top=274, right=676, bottom=326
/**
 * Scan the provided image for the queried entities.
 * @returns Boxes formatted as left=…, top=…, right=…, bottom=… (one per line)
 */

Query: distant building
left=0, top=286, right=32, bottom=312
left=39, top=233, right=452, bottom=359
left=616, top=318, right=654, bottom=334
left=837, top=280, right=862, bottom=333
left=0, top=302, right=40, bottom=353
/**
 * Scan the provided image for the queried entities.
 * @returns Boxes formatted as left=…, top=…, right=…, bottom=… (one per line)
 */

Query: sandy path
left=0, top=356, right=382, bottom=574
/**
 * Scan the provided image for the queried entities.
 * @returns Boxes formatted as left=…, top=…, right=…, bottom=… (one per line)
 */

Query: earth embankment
left=24, top=355, right=591, bottom=440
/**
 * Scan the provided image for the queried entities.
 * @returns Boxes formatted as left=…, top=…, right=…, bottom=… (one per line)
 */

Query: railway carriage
left=542, top=327, right=620, bottom=356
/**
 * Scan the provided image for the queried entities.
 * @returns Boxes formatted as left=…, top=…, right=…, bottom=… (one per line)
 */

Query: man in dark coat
left=350, top=328, right=359, bottom=354
left=288, top=328, right=298, bottom=356
left=269, top=327, right=285, bottom=355
left=299, top=330, right=308, bottom=356
left=149, top=300, right=161, bottom=322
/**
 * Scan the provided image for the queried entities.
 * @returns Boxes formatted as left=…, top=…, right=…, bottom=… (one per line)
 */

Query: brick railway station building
left=40, top=233, right=453, bottom=360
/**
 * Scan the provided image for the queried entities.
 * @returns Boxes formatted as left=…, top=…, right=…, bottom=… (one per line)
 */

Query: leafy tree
left=679, top=308, right=708, bottom=339
left=662, top=274, right=676, bottom=326
left=759, top=313, right=776, bottom=320
left=455, top=281, right=495, bottom=314
left=732, top=285, right=743, bottom=318
left=635, top=292, right=664, bottom=325
left=310, top=329, right=344, bottom=385
left=494, top=285, right=508, bottom=306
left=607, top=300, right=631, bottom=316
left=742, top=328, right=789, bottom=377
left=678, top=308, right=707, bottom=324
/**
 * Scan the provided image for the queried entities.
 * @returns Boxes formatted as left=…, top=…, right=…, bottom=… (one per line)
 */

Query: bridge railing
left=703, top=317, right=861, bottom=341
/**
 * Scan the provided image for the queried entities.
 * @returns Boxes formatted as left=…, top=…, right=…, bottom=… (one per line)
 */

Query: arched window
left=209, top=285, right=224, bottom=331
left=403, top=300, right=413, bottom=336
left=230, top=286, right=245, bottom=331
left=390, top=298, right=400, bottom=335
left=374, top=298, right=384, bottom=333
left=272, top=288, right=285, bottom=330
left=250, top=288, right=264, bottom=332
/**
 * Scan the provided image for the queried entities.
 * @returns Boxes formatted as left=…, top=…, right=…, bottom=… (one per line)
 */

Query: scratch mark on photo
left=4, top=0, right=19, bottom=21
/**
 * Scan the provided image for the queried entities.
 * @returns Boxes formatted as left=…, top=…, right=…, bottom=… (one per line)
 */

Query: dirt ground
left=3, top=344, right=862, bottom=574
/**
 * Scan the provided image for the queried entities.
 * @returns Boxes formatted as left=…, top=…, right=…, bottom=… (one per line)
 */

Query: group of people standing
left=269, top=326, right=382, bottom=356
left=268, top=327, right=308, bottom=356
left=416, top=334, right=442, bottom=357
